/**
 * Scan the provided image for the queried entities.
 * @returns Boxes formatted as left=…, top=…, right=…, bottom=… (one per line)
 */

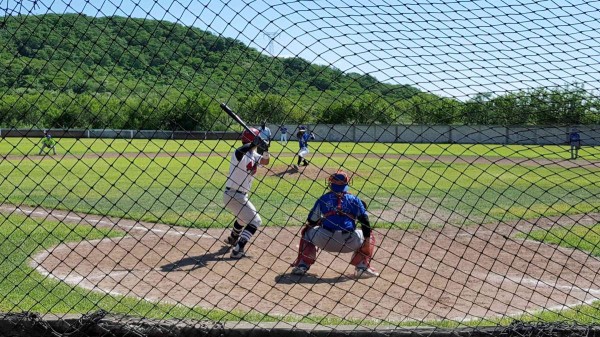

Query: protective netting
left=1, top=0, right=600, bottom=336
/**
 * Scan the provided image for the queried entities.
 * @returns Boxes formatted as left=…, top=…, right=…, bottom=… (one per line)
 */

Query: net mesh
left=1, top=0, right=600, bottom=336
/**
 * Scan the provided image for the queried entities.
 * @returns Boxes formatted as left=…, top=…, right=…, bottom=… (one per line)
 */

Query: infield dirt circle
left=5, top=157, right=600, bottom=323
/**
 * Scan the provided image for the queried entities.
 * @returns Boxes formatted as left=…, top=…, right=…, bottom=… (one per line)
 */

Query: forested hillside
left=0, top=14, right=423, bottom=130
left=0, top=14, right=597, bottom=130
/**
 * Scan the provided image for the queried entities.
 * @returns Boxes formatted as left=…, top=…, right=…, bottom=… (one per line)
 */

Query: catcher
left=223, top=127, right=270, bottom=259
left=290, top=170, right=379, bottom=278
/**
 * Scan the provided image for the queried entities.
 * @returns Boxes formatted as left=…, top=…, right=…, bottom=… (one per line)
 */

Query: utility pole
left=264, top=30, right=281, bottom=56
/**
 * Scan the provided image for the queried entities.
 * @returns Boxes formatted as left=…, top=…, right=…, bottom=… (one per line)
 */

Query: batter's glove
left=252, top=135, right=268, bottom=149
left=257, top=139, right=269, bottom=155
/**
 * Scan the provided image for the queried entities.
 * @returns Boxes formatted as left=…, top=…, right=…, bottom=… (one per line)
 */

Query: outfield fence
left=3, top=125, right=600, bottom=146
left=2, top=1, right=600, bottom=337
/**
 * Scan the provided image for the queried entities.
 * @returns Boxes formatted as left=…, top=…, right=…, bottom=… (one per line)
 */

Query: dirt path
left=3, top=203, right=600, bottom=323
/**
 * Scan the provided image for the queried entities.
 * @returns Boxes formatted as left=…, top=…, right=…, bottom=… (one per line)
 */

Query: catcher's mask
left=241, top=128, right=260, bottom=144
left=328, top=170, right=350, bottom=193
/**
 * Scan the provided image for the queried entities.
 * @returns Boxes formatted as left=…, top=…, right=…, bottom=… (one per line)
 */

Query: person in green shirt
left=39, top=131, right=57, bottom=155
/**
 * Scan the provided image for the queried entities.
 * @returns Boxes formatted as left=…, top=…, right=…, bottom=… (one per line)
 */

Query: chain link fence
left=1, top=0, right=600, bottom=336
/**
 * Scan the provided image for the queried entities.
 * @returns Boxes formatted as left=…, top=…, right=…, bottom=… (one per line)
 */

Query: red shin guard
left=350, top=234, right=376, bottom=267
left=291, top=226, right=317, bottom=267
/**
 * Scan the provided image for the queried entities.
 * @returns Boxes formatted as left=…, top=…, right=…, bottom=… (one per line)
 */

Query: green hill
left=0, top=14, right=422, bottom=130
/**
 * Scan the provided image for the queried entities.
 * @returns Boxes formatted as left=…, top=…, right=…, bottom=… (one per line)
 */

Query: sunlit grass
left=518, top=223, right=600, bottom=257
left=2, top=138, right=598, bottom=160
left=1, top=148, right=599, bottom=229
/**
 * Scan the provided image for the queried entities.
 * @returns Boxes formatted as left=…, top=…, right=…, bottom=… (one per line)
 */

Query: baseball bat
left=220, top=102, right=276, bottom=163
left=220, top=103, right=254, bottom=134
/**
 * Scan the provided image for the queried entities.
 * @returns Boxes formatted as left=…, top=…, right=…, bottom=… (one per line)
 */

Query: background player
left=290, top=170, right=378, bottom=278
left=223, top=128, right=270, bottom=258
left=569, top=127, right=581, bottom=159
left=294, top=125, right=315, bottom=168
left=39, top=130, right=57, bottom=155
left=259, top=121, right=272, bottom=141
left=279, top=125, right=288, bottom=145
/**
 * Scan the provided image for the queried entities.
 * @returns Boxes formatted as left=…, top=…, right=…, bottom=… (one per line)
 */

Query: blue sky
left=3, top=0, right=600, bottom=99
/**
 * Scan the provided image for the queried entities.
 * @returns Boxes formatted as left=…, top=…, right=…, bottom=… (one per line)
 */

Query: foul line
left=4, top=205, right=216, bottom=239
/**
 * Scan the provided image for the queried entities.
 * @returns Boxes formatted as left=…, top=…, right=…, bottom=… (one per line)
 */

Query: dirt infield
left=2, top=153, right=600, bottom=323
left=1, top=201, right=598, bottom=323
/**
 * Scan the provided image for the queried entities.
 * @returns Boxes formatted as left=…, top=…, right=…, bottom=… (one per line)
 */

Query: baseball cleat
left=355, top=267, right=379, bottom=279
left=230, top=244, right=245, bottom=259
left=291, top=265, right=308, bottom=275
left=224, top=235, right=238, bottom=246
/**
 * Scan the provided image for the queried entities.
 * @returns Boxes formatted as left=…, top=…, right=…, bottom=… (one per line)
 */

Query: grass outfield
left=1, top=137, right=599, bottom=159
left=520, top=223, right=600, bottom=256
left=0, top=145, right=599, bottom=229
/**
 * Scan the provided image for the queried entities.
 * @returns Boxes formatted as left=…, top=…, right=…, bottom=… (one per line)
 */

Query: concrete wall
left=269, top=124, right=600, bottom=145
left=3, top=125, right=599, bottom=145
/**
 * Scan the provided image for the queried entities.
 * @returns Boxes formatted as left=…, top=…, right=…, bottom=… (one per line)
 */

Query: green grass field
left=2, top=137, right=600, bottom=159
left=1, top=139, right=599, bottom=229
left=2, top=138, right=600, bottom=324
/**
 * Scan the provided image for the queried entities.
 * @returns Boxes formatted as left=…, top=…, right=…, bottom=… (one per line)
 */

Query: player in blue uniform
left=290, top=170, right=379, bottom=278
left=569, top=127, right=581, bottom=159
left=294, top=126, right=315, bottom=168
left=279, top=125, right=288, bottom=144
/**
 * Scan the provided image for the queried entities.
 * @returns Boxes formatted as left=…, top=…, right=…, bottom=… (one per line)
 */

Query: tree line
left=0, top=14, right=598, bottom=131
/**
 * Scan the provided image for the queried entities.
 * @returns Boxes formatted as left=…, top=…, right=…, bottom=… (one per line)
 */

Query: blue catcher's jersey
left=308, top=192, right=367, bottom=232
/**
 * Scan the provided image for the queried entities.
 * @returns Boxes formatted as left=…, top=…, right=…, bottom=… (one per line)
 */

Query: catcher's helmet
left=241, top=128, right=260, bottom=144
left=328, top=170, right=350, bottom=193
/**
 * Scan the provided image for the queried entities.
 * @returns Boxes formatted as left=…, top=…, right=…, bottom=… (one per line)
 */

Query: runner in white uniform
left=223, top=127, right=270, bottom=258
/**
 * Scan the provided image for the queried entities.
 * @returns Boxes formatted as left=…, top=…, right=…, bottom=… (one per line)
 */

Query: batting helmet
left=241, top=128, right=260, bottom=144
left=328, top=170, right=350, bottom=193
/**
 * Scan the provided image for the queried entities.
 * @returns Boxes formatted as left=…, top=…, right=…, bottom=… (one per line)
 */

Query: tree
left=238, top=94, right=299, bottom=124
left=409, top=93, right=458, bottom=124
